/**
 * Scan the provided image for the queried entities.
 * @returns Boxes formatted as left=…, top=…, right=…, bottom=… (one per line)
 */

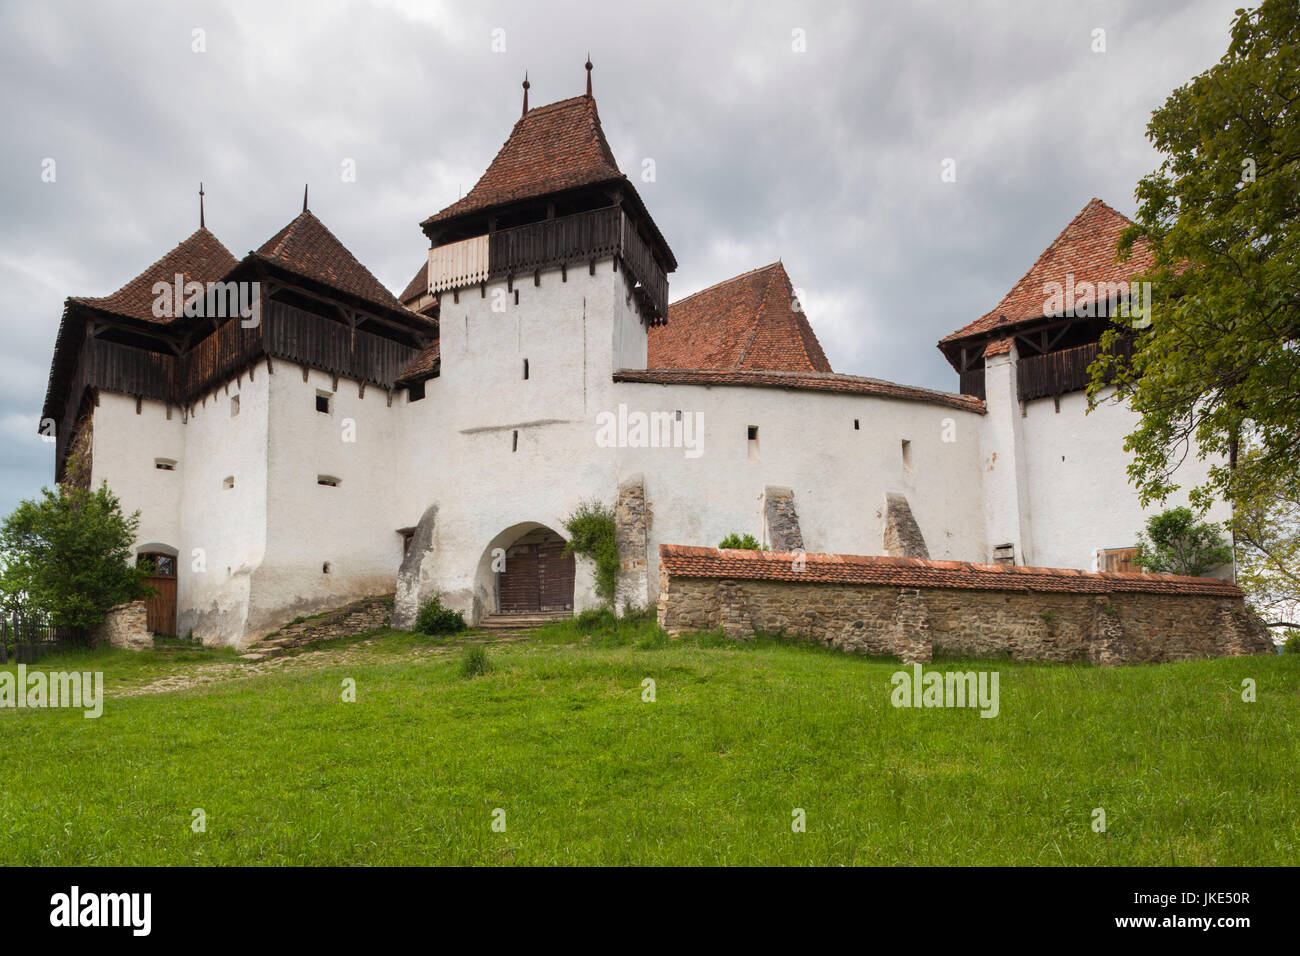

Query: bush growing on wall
left=563, top=500, right=619, bottom=605
left=718, top=533, right=764, bottom=551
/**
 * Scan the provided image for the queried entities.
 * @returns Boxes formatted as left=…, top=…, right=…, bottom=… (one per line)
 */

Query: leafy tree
left=0, top=483, right=150, bottom=639
left=1089, top=0, right=1300, bottom=511
left=1134, top=507, right=1233, bottom=577
left=718, top=533, right=764, bottom=550
left=1230, top=451, right=1300, bottom=625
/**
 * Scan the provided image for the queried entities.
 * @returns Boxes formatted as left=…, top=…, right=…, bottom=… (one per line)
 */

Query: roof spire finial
left=302, top=183, right=309, bottom=213
left=585, top=54, right=592, bottom=97
left=199, top=182, right=205, bottom=229
left=522, top=72, right=530, bottom=116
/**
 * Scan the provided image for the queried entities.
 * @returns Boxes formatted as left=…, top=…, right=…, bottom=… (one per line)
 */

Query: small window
left=993, top=543, right=1015, bottom=567
left=322, top=561, right=331, bottom=574
left=222, top=476, right=235, bottom=490
left=523, top=358, right=529, bottom=380
left=230, top=394, right=240, bottom=417
left=408, top=381, right=425, bottom=402
left=155, top=458, right=176, bottom=471
left=512, top=430, right=519, bottom=452
left=317, top=475, right=340, bottom=487
left=901, top=439, right=913, bottom=474
left=854, top=419, right=860, bottom=430
left=316, top=391, right=332, bottom=414
left=1099, top=547, right=1138, bottom=573
left=747, top=425, right=759, bottom=460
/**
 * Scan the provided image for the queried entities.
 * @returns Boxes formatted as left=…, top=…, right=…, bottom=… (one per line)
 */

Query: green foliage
left=459, top=645, right=491, bottom=678
left=0, top=483, right=150, bottom=635
left=415, top=596, right=466, bottom=635
left=1089, top=0, right=1300, bottom=511
left=563, top=500, right=619, bottom=604
left=1134, top=507, right=1233, bottom=576
left=1281, top=630, right=1300, bottom=654
left=532, top=605, right=666, bottom=648
left=718, top=533, right=763, bottom=550
left=1230, top=449, right=1300, bottom=622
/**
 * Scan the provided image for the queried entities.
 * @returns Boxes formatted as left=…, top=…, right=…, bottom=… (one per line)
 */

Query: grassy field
left=0, top=615, right=1295, bottom=866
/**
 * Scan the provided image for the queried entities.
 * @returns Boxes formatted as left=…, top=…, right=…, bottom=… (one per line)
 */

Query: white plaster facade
left=79, top=255, right=1229, bottom=647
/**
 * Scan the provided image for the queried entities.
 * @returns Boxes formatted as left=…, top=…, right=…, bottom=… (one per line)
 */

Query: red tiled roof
left=659, top=545, right=1242, bottom=598
left=252, top=210, right=415, bottom=318
left=397, top=339, right=439, bottom=383
left=941, top=198, right=1154, bottom=347
left=615, top=367, right=984, bottom=412
left=69, top=228, right=238, bottom=324
left=983, top=336, right=1013, bottom=357
left=424, top=95, right=623, bottom=225
left=648, top=262, right=832, bottom=373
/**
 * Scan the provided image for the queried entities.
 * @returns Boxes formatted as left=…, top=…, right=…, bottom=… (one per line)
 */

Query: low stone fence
left=93, top=600, right=152, bottom=650
left=657, top=545, right=1273, bottom=665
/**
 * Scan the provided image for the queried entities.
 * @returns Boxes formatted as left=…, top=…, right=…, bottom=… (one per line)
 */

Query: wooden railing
left=428, top=205, right=670, bottom=320
left=1016, top=338, right=1133, bottom=402
left=958, top=366, right=986, bottom=401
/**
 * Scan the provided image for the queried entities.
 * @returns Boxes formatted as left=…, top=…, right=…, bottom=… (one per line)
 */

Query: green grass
left=0, top=626, right=1295, bottom=865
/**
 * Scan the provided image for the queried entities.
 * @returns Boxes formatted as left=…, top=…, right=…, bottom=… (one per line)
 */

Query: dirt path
left=116, top=633, right=531, bottom=698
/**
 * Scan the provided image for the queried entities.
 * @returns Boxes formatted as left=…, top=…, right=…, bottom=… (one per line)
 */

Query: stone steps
left=238, top=594, right=393, bottom=663
left=478, top=612, right=571, bottom=632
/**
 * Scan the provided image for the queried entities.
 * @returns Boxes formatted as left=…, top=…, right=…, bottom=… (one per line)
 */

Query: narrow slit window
left=523, top=358, right=529, bottom=380
left=854, top=419, right=860, bottom=430
left=747, top=425, right=759, bottom=460
left=901, top=439, right=913, bottom=474
left=155, top=458, right=176, bottom=471
left=230, top=394, right=240, bottom=417
left=317, top=475, right=340, bottom=487
left=512, top=430, right=519, bottom=453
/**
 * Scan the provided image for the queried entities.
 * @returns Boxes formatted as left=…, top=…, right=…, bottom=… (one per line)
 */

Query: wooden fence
left=0, top=610, right=79, bottom=665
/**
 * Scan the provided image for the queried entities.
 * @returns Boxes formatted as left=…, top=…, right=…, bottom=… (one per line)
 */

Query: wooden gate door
left=498, top=544, right=540, bottom=613
left=496, top=529, right=576, bottom=613
left=138, top=552, right=178, bottom=636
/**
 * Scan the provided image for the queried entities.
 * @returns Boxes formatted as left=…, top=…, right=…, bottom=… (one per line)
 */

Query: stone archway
left=476, top=523, right=575, bottom=615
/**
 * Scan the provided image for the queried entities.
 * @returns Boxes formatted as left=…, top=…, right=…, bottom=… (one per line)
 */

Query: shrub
left=1133, top=507, right=1233, bottom=577
left=416, top=596, right=466, bottom=635
left=1283, top=630, right=1300, bottom=654
left=718, top=533, right=763, bottom=550
left=460, top=645, right=491, bottom=678
left=563, top=500, right=620, bottom=605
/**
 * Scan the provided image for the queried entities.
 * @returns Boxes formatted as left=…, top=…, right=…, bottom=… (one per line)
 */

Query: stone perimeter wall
left=658, top=572, right=1273, bottom=665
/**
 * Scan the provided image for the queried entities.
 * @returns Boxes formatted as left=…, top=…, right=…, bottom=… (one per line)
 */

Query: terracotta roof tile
left=252, top=210, right=413, bottom=318
left=659, top=545, right=1242, bottom=598
left=649, top=262, right=832, bottom=373
left=941, top=198, right=1154, bottom=347
left=614, top=367, right=984, bottom=412
left=69, top=228, right=238, bottom=324
left=397, top=339, right=439, bottom=383
left=424, top=95, right=623, bottom=225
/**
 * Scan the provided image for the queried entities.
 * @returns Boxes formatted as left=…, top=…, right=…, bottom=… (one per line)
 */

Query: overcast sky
left=0, top=0, right=1244, bottom=517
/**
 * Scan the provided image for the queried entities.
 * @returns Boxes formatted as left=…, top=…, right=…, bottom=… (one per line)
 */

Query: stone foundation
left=657, top=545, right=1273, bottom=665
left=615, top=474, right=649, bottom=611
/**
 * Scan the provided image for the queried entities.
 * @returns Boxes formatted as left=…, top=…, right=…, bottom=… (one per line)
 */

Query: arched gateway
left=480, top=523, right=575, bottom=616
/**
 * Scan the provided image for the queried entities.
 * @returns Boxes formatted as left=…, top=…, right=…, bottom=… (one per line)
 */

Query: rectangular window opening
left=317, top=475, right=340, bottom=487
left=523, top=358, right=529, bottom=380
left=316, top=390, right=332, bottom=414
left=747, top=425, right=759, bottom=460
left=230, top=394, right=240, bottom=417
left=901, top=438, right=913, bottom=474
left=154, top=458, right=176, bottom=471
left=222, top=475, right=235, bottom=490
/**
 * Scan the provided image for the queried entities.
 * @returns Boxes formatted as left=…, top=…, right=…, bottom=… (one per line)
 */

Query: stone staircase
left=477, top=611, right=571, bottom=634
left=239, top=594, right=393, bottom=662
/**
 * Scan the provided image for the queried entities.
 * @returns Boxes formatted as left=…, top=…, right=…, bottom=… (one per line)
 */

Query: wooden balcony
left=426, top=205, right=670, bottom=322
left=1016, top=338, right=1133, bottom=402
